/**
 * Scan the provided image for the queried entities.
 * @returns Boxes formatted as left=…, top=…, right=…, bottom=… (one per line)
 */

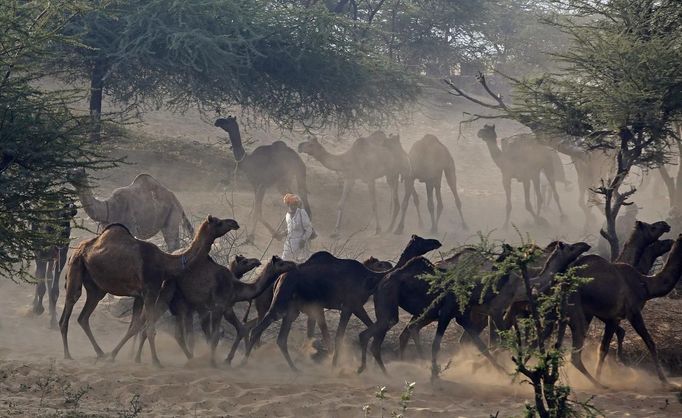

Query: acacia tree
left=52, top=0, right=419, bottom=139
left=0, top=1, right=115, bottom=279
left=446, top=0, right=682, bottom=259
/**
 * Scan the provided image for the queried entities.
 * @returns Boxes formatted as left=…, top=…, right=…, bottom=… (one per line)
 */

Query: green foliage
left=52, top=0, right=419, bottom=130
left=494, top=246, right=597, bottom=418
left=363, top=382, right=416, bottom=418
left=0, top=0, right=116, bottom=280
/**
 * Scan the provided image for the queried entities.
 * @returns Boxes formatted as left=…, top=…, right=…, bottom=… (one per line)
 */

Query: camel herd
left=26, top=117, right=682, bottom=392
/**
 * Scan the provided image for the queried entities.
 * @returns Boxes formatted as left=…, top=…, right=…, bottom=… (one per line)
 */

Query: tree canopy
left=52, top=0, right=420, bottom=132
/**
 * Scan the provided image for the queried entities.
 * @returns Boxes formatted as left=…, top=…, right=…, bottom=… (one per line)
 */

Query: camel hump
left=100, top=223, right=133, bottom=235
left=132, top=173, right=160, bottom=184
left=270, top=140, right=292, bottom=150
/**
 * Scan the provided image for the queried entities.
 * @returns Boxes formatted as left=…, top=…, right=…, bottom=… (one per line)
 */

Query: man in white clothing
left=281, top=193, right=313, bottom=262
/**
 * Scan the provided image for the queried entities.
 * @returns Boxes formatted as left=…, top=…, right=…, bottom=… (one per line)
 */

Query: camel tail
left=263, top=273, right=296, bottom=319
left=443, top=157, right=466, bottom=226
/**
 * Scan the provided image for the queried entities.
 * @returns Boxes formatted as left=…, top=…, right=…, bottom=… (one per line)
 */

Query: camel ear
left=635, top=220, right=643, bottom=229
left=557, top=242, right=565, bottom=250
left=207, top=215, right=216, bottom=223
left=272, top=255, right=279, bottom=263
left=411, top=234, right=418, bottom=240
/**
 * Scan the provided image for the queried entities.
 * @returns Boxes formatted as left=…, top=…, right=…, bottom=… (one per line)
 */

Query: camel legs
left=386, top=174, right=401, bottom=232
left=503, top=176, right=512, bottom=228
left=567, top=312, right=604, bottom=387
left=161, top=222, right=181, bottom=252
left=424, top=182, right=437, bottom=234
left=306, top=307, right=331, bottom=349
left=522, top=179, right=538, bottom=221
left=368, top=180, right=381, bottom=234
left=331, top=309, right=352, bottom=367
left=48, top=247, right=69, bottom=329
left=398, top=314, right=431, bottom=360
left=434, top=179, right=444, bottom=232
left=628, top=312, right=668, bottom=383
left=77, top=282, right=107, bottom=358
left=532, top=177, right=543, bottom=218
left=277, top=308, right=300, bottom=371
left=333, top=179, right=354, bottom=236
left=59, top=260, right=84, bottom=360
left=596, top=320, right=618, bottom=380
left=546, top=177, right=565, bottom=218
left=224, top=308, right=249, bottom=365
left=32, top=259, right=48, bottom=316
left=394, top=178, right=416, bottom=234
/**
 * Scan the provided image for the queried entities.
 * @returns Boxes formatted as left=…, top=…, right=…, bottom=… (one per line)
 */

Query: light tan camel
left=477, top=124, right=565, bottom=227
left=214, top=116, right=310, bottom=241
left=59, top=216, right=239, bottom=367
left=68, top=169, right=193, bottom=251
left=393, top=134, right=466, bottom=234
left=298, top=132, right=409, bottom=236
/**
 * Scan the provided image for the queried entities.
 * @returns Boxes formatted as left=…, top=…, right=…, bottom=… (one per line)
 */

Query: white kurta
left=282, top=208, right=313, bottom=262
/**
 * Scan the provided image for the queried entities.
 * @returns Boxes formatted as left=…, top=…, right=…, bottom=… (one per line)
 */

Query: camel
left=59, top=215, right=239, bottom=367
left=476, top=124, right=565, bottom=227
left=173, top=254, right=262, bottom=357
left=523, top=235, right=682, bottom=386
left=297, top=132, right=409, bottom=236
left=68, top=169, right=193, bottom=251
left=637, top=239, right=674, bottom=274
left=393, top=134, right=466, bottom=234
left=357, top=241, right=590, bottom=376
left=230, top=255, right=262, bottom=279
left=31, top=202, right=78, bottom=328
left=245, top=235, right=442, bottom=370
left=139, top=255, right=296, bottom=366
left=214, top=116, right=310, bottom=240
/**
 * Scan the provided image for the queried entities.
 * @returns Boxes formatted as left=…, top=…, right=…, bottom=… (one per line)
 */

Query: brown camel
left=59, top=215, right=239, bottom=367
left=297, top=132, right=409, bottom=236
left=246, top=235, right=442, bottom=370
left=31, top=202, right=78, bottom=328
left=214, top=116, right=310, bottom=240
left=172, top=254, right=262, bottom=357
left=637, top=239, right=674, bottom=274
left=528, top=235, right=682, bottom=386
left=138, top=255, right=296, bottom=366
left=477, top=124, right=565, bottom=227
left=68, top=169, right=193, bottom=251
left=394, top=134, right=466, bottom=234
left=357, top=241, right=590, bottom=376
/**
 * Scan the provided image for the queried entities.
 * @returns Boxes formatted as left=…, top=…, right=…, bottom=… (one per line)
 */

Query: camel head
left=66, top=168, right=89, bottom=189
left=631, top=220, right=671, bottom=243
left=363, top=256, right=393, bottom=272
left=230, top=255, right=261, bottom=278
left=297, top=137, right=323, bottom=156
left=477, top=124, right=497, bottom=142
left=402, top=235, right=442, bottom=261
left=196, top=215, right=240, bottom=242
left=551, top=241, right=592, bottom=265
left=214, top=115, right=238, bottom=132
left=266, top=255, right=297, bottom=274
left=382, top=133, right=402, bottom=149
left=648, top=238, right=674, bottom=258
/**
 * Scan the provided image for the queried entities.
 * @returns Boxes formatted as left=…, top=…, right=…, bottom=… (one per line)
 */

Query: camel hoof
left=357, top=366, right=365, bottom=374
left=64, top=354, right=73, bottom=361
left=32, top=305, right=45, bottom=316
left=153, top=361, right=164, bottom=369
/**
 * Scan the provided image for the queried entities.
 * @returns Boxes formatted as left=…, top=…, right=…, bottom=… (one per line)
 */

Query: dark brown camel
left=138, top=255, right=296, bottom=366
left=524, top=235, right=682, bottom=387
left=169, top=254, right=262, bottom=358
left=357, top=241, right=590, bottom=376
left=297, top=132, right=409, bottom=236
left=477, top=124, right=565, bottom=227
left=31, top=202, right=77, bottom=328
left=393, top=134, right=466, bottom=234
left=68, top=169, right=193, bottom=251
left=215, top=116, right=310, bottom=240
left=637, top=239, right=674, bottom=274
left=59, top=216, right=239, bottom=367
left=245, top=235, right=442, bottom=370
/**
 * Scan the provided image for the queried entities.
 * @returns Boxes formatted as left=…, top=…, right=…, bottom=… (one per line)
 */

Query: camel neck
left=309, top=146, right=346, bottom=172
left=616, top=238, right=644, bottom=266
left=235, top=264, right=282, bottom=301
left=75, top=185, right=109, bottom=223
left=482, top=139, right=503, bottom=167
left=646, top=239, right=682, bottom=299
left=166, top=223, right=214, bottom=274
left=223, top=125, right=247, bottom=161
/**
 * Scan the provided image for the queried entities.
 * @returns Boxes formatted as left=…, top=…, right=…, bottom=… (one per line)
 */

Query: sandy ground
left=2, top=106, right=681, bottom=417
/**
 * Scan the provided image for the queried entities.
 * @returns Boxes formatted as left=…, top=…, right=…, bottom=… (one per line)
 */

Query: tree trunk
left=89, top=60, right=106, bottom=143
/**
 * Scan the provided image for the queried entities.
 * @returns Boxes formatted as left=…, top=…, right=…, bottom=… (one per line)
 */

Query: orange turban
left=283, top=193, right=301, bottom=206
